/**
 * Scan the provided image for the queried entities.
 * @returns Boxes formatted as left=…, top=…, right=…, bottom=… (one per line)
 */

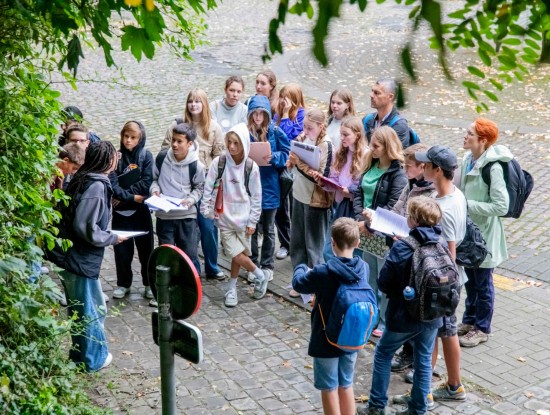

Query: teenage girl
left=161, top=89, right=225, bottom=280
left=353, top=126, right=407, bottom=336
left=247, top=95, right=290, bottom=282
left=255, top=69, right=279, bottom=115
left=273, top=82, right=306, bottom=260
left=326, top=89, right=356, bottom=149
left=312, top=116, right=366, bottom=261
left=286, top=108, right=334, bottom=297
left=210, top=76, right=248, bottom=134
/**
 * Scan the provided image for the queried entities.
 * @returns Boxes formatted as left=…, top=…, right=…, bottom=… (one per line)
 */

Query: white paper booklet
left=145, top=194, right=189, bottom=212
left=290, top=140, right=320, bottom=170
left=370, top=207, right=410, bottom=238
left=112, top=230, right=149, bottom=238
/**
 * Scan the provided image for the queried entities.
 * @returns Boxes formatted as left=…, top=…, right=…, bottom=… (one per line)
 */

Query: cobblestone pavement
left=52, top=0, right=550, bottom=413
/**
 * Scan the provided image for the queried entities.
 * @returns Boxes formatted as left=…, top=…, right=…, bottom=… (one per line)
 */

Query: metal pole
left=156, top=265, right=175, bottom=415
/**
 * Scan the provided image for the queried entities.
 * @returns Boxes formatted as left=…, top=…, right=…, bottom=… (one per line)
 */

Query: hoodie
left=248, top=95, right=291, bottom=210
left=109, top=121, right=154, bottom=211
left=209, top=99, right=248, bottom=134
left=460, top=144, right=513, bottom=268
left=292, top=255, right=370, bottom=358
left=150, top=142, right=206, bottom=220
left=392, top=178, right=437, bottom=218
left=378, top=226, right=444, bottom=333
left=201, top=123, right=262, bottom=231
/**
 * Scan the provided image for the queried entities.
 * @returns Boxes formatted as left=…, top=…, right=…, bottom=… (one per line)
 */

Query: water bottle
left=403, top=286, right=415, bottom=301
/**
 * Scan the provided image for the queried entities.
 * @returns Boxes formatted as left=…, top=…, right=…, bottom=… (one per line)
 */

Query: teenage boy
left=292, top=217, right=369, bottom=415
left=414, top=145, right=467, bottom=402
left=150, top=123, right=205, bottom=278
left=365, top=196, right=444, bottom=415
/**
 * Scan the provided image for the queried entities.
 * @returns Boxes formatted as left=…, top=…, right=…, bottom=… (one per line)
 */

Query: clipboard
left=318, top=175, right=344, bottom=191
left=118, top=167, right=141, bottom=189
left=249, top=142, right=271, bottom=166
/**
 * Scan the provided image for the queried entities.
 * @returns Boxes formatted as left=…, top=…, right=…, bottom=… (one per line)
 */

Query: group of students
left=48, top=74, right=512, bottom=415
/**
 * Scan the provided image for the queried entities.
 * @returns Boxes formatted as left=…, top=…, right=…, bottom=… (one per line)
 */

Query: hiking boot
left=392, top=391, right=435, bottom=410
left=113, top=286, right=130, bottom=299
left=276, top=247, right=288, bottom=259
left=459, top=329, right=489, bottom=347
left=225, top=287, right=238, bottom=307
left=432, top=383, right=466, bottom=401
left=253, top=270, right=268, bottom=300
left=457, top=323, right=474, bottom=336
left=391, top=350, right=413, bottom=372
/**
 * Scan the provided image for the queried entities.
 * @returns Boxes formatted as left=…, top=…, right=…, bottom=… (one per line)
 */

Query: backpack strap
left=188, top=160, right=197, bottom=192
left=388, top=114, right=401, bottom=127
left=401, top=236, right=421, bottom=287
left=155, top=149, right=169, bottom=175
left=217, top=154, right=227, bottom=183
left=244, top=158, right=254, bottom=197
left=363, top=113, right=375, bottom=135
left=481, top=161, right=496, bottom=188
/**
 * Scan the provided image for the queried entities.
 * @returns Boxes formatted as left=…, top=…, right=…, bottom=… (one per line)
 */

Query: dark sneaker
left=457, top=323, right=474, bottom=336
left=432, top=383, right=466, bottom=401
left=459, top=329, right=489, bottom=347
left=404, top=369, right=414, bottom=384
left=207, top=271, right=226, bottom=281
left=393, top=391, right=435, bottom=410
left=391, top=350, right=413, bottom=372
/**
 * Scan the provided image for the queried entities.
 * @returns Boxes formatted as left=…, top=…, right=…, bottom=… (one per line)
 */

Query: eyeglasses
left=116, top=152, right=122, bottom=160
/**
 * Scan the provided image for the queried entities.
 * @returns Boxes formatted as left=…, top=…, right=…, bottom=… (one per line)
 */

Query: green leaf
left=525, top=38, right=541, bottom=50
left=401, top=44, right=417, bottom=81
left=489, top=78, right=504, bottom=91
left=483, top=89, right=499, bottom=102
left=501, top=38, right=521, bottom=45
left=497, top=54, right=516, bottom=68
left=462, top=81, right=481, bottom=90
left=478, top=49, right=492, bottom=66
left=467, top=66, right=485, bottom=78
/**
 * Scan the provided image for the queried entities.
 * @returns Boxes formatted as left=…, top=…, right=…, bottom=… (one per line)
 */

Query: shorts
left=220, top=228, right=251, bottom=258
left=313, top=353, right=357, bottom=391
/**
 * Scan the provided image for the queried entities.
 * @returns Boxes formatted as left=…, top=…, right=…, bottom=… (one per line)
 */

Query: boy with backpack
left=292, top=217, right=375, bottom=415
left=366, top=196, right=459, bottom=415
left=150, top=123, right=205, bottom=293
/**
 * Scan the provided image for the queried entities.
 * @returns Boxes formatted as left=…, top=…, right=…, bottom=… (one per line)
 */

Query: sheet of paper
left=249, top=142, right=272, bottom=166
left=112, top=230, right=149, bottom=238
left=291, top=140, right=320, bottom=170
left=370, top=207, right=410, bottom=238
left=145, top=195, right=189, bottom=212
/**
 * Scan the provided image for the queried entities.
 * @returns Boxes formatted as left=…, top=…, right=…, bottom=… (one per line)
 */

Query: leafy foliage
left=0, top=0, right=216, bottom=413
left=264, top=0, right=550, bottom=112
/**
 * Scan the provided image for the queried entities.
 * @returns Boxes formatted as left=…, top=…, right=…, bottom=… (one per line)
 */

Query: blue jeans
left=369, top=327, right=438, bottom=414
left=197, top=210, right=221, bottom=276
left=251, top=208, right=277, bottom=270
left=60, top=270, right=109, bottom=372
left=463, top=267, right=494, bottom=334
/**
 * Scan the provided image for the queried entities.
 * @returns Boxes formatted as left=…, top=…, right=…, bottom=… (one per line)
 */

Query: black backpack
left=155, top=149, right=200, bottom=192
left=402, top=236, right=460, bottom=322
left=363, top=113, right=420, bottom=147
left=215, top=154, right=254, bottom=197
left=455, top=216, right=490, bottom=269
left=481, top=159, right=534, bottom=219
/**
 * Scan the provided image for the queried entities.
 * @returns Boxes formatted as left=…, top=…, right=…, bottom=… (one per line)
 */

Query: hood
left=479, top=144, right=514, bottom=166
left=409, top=225, right=442, bottom=244
left=225, top=123, right=251, bottom=166
left=120, top=120, right=147, bottom=165
left=247, top=95, right=272, bottom=121
left=167, top=141, right=199, bottom=166
left=326, top=256, right=367, bottom=284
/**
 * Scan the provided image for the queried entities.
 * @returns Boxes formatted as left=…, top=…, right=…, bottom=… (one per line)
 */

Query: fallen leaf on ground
left=525, top=391, right=534, bottom=398
left=122, top=351, right=133, bottom=356
left=355, top=394, right=369, bottom=402
left=304, top=364, right=313, bottom=369
left=282, top=361, right=291, bottom=367
left=517, top=356, right=526, bottom=362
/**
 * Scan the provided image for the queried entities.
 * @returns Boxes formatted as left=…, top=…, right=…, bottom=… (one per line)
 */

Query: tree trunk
left=540, top=30, right=550, bottom=63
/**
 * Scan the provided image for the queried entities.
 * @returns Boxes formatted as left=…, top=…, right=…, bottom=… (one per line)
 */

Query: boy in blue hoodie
left=366, top=196, right=444, bottom=415
left=292, top=217, right=369, bottom=415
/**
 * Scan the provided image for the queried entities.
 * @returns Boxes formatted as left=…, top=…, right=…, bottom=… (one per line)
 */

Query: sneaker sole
left=460, top=338, right=488, bottom=348
left=225, top=301, right=238, bottom=307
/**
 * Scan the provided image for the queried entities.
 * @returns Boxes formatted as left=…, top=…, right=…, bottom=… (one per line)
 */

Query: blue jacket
left=248, top=95, right=291, bottom=210
left=292, top=256, right=370, bottom=358
left=378, top=226, right=443, bottom=333
left=273, top=107, right=305, bottom=141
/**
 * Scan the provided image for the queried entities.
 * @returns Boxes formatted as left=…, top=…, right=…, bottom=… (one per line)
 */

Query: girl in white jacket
left=201, top=123, right=265, bottom=307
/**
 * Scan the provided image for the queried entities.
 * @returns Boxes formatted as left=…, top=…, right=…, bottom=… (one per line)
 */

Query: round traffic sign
left=147, top=244, right=202, bottom=319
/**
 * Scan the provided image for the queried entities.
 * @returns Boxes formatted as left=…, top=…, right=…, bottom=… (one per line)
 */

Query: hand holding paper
left=369, top=207, right=410, bottom=238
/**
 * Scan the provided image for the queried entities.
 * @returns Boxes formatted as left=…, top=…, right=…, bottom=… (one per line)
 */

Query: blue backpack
left=318, top=274, right=378, bottom=352
left=363, top=113, right=420, bottom=146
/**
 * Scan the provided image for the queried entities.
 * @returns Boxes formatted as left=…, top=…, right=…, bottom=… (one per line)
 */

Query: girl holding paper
left=352, top=126, right=407, bottom=337
left=247, top=95, right=290, bottom=282
left=286, top=109, right=334, bottom=297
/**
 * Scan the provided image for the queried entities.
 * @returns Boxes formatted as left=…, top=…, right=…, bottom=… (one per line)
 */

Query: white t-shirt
left=436, top=186, right=468, bottom=285
left=326, top=118, right=342, bottom=150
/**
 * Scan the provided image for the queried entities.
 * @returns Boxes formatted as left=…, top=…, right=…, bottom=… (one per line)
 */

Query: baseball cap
left=415, top=145, right=458, bottom=171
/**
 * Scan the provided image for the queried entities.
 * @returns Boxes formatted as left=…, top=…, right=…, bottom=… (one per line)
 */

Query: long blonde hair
left=184, top=89, right=211, bottom=136
left=333, top=116, right=365, bottom=178
left=302, top=108, right=327, bottom=145
left=276, top=83, right=305, bottom=124
left=363, top=126, right=404, bottom=171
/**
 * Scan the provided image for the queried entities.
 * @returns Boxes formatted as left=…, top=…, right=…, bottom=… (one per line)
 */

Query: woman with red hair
left=458, top=118, right=512, bottom=347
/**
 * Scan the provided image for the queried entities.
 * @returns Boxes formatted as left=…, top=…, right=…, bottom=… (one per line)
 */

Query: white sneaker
left=149, top=298, right=158, bottom=307
left=143, top=286, right=154, bottom=299
left=225, top=287, right=238, bottom=307
left=112, top=286, right=130, bottom=299
left=262, top=268, right=274, bottom=281
left=40, top=266, right=50, bottom=274
left=103, top=292, right=110, bottom=303
left=99, top=353, right=113, bottom=370
left=246, top=271, right=255, bottom=283
left=276, top=247, right=288, bottom=260
left=253, top=270, right=268, bottom=300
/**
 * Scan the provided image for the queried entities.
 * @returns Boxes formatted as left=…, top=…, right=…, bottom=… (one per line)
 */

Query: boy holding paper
left=150, top=123, right=205, bottom=289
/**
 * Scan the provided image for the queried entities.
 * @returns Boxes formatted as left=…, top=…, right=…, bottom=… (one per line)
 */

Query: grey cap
left=415, top=145, right=458, bottom=171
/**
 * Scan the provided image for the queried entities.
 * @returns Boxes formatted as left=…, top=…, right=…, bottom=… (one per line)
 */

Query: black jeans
left=275, top=189, right=292, bottom=250
left=156, top=217, right=201, bottom=272
left=250, top=208, right=277, bottom=270
left=113, top=205, right=154, bottom=288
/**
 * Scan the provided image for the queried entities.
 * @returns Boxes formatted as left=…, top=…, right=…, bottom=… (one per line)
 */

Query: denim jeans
left=251, top=208, right=277, bottom=270
left=463, top=267, right=495, bottom=334
left=362, top=250, right=389, bottom=331
left=369, top=327, right=438, bottom=414
left=60, top=270, right=109, bottom=372
left=197, top=209, right=221, bottom=276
